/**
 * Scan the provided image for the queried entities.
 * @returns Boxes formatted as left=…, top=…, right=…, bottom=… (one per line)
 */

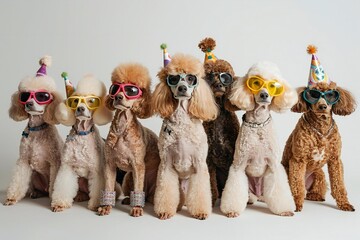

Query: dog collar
left=242, top=114, right=272, bottom=128
left=22, top=123, right=49, bottom=138
left=73, top=126, right=94, bottom=136
left=302, top=115, right=334, bottom=138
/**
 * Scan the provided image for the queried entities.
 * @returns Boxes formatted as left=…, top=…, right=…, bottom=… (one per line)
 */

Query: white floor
left=1, top=186, right=359, bottom=240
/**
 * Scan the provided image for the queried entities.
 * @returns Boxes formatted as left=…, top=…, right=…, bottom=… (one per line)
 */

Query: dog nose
left=215, top=83, right=223, bottom=89
left=25, top=102, right=33, bottom=108
left=260, top=92, right=269, bottom=99
left=115, top=95, right=123, bottom=101
left=76, top=106, right=86, bottom=113
left=178, top=85, right=187, bottom=93
left=319, top=104, right=327, bottom=110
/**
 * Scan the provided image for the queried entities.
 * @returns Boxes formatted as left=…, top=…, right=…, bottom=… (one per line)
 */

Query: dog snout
left=214, top=82, right=223, bottom=89
left=76, top=106, right=86, bottom=113
left=319, top=104, right=327, bottom=111
left=260, top=92, right=269, bottom=100
left=178, top=85, right=187, bottom=94
left=25, top=101, right=34, bottom=108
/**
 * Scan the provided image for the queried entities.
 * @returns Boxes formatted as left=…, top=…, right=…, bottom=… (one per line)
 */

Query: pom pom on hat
left=61, top=72, right=75, bottom=98
left=306, top=45, right=330, bottom=86
left=198, top=37, right=217, bottom=63
left=161, top=43, right=171, bottom=67
left=36, top=55, right=52, bottom=77
left=306, top=45, right=318, bottom=55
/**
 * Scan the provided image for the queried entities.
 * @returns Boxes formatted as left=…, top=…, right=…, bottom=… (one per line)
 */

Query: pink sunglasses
left=109, top=83, right=143, bottom=100
left=19, top=90, right=53, bottom=105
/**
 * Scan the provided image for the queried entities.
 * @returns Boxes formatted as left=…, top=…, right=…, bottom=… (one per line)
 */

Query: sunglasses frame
left=166, top=73, right=198, bottom=88
left=18, top=90, right=53, bottom=105
left=206, top=72, right=233, bottom=86
left=246, top=76, right=284, bottom=96
left=66, top=95, right=102, bottom=110
left=303, top=88, right=340, bottom=105
left=109, top=83, right=143, bottom=100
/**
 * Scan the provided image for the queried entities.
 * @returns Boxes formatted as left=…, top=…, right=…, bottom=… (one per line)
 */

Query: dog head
left=292, top=81, right=356, bottom=117
left=152, top=54, right=218, bottom=121
left=204, top=60, right=235, bottom=98
left=229, top=61, right=298, bottom=112
left=55, top=75, right=113, bottom=126
left=105, top=63, right=152, bottom=119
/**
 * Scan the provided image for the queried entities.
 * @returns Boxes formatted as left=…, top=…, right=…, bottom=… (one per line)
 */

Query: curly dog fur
left=198, top=37, right=240, bottom=205
left=152, top=54, right=218, bottom=220
left=98, top=63, right=160, bottom=217
left=221, top=62, right=297, bottom=217
left=282, top=81, right=356, bottom=212
left=4, top=59, right=63, bottom=206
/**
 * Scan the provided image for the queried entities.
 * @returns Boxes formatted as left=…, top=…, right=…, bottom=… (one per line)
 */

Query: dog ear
left=228, top=76, right=255, bottom=111
left=43, top=91, right=63, bottom=125
left=55, top=101, right=76, bottom=126
left=9, top=91, right=29, bottom=121
left=132, top=88, right=153, bottom=119
left=271, top=81, right=298, bottom=113
left=104, top=95, right=116, bottom=111
left=188, top=77, right=219, bottom=121
left=332, top=86, right=357, bottom=116
left=291, top=86, right=308, bottom=113
left=152, top=69, right=177, bottom=118
left=93, top=97, right=114, bottom=125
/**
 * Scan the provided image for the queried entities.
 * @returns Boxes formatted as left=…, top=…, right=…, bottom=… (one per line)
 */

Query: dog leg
left=306, top=169, right=326, bottom=202
left=130, top=164, right=145, bottom=217
left=88, top=172, right=103, bottom=211
left=208, top=166, right=218, bottom=207
left=98, top=161, right=117, bottom=216
left=154, top=163, right=179, bottom=220
left=263, top=166, right=295, bottom=216
left=185, top=165, right=211, bottom=220
left=121, top=172, right=133, bottom=205
left=48, top=162, right=59, bottom=199
left=328, top=158, right=354, bottom=211
left=288, top=160, right=307, bottom=212
left=220, top=165, right=248, bottom=218
left=51, top=164, right=78, bottom=212
left=4, top=160, right=32, bottom=206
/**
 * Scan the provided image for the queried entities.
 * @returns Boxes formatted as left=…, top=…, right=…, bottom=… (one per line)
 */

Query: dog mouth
left=113, top=102, right=131, bottom=110
left=25, top=109, right=44, bottom=115
left=75, top=113, right=92, bottom=120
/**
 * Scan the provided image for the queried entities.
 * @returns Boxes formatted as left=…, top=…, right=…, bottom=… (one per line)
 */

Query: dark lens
left=309, top=90, right=321, bottom=98
left=35, top=92, right=51, bottom=102
left=109, top=84, right=120, bottom=95
left=220, top=73, right=233, bottom=85
left=19, top=92, right=31, bottom=102
left=206, top=73, right=215, bottom=83
left=324, top=90, right=340, bottom=104
left=186, top=75, right=197, bottom=86
left=167, top=75, right=180, bottom=86
left=304, top=89, right=320, bottom=104
left=124, top=86, right=140, bottom=96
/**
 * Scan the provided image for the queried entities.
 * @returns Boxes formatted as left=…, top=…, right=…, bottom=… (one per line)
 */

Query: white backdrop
left=0, top=1, right=359, bottom=240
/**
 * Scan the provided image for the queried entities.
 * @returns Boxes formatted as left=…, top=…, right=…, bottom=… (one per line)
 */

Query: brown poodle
left=98, top=63, right=160, bottom=217
left=198, top=37, right=240, bottom=205
left=282, top=81, right=356, bottom=211
left=4, top=56, right=63, bottom=206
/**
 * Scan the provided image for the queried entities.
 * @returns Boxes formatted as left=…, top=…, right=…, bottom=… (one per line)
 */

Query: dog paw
left=295, top=205, right=303, bottom=212
left=279, top=211, right=294, bottom=217
left=30, top=190, right=48, bottom=199
left=88, top=204, right=98, bottom=212
left=3, top=198, right=17, bottom=206
left=158, top=212, right=174, bottom=220
left=98, top=205, right=112, bottom=216
left=306, top=193, right=325, bottom=202
left=131, top=206, right=143, bottom=217
left=226, top=212, right=239, bottom=218
left=338, top=203, right=355, bottom=212
left=192, top=213, right=208, bottom=220
left=74, top=192, right=90, bottom=202
left=52, top=205, right=67, bottom=212
left=121, top=197, right=130, bottom=205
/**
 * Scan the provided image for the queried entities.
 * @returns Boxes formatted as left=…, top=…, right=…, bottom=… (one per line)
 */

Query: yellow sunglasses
left=246, top=76, right=284, bottom=96
left=66, top=96, right=101, bottom=110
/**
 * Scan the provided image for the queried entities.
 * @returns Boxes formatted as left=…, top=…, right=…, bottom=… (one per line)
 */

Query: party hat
left=160, top=43, right=171, bottom=67
left=307, top=45, right=330, bottom=86
left=198, top=37, right=218, bottom=63
left=36, top=56, right=52, bottom=77
left=61, top=72, right=75, bottom=98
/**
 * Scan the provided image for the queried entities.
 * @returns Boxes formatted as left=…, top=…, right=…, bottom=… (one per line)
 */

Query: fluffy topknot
left=198, top=37, right=216, bottom=52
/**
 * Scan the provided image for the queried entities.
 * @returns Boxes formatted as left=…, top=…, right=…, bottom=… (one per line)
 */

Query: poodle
left=152, top=53, right=219, bottom=220
left=282, top=47, right=357, bottom=212
left=4, top=56, right=63, bottom=206
left=97, top=63, right=160, bottom=217
left=198, top=37, right=240, bottom=205
left=220, top=62, right=297, bottom=217
left=51, top=75, right=113, bottom=212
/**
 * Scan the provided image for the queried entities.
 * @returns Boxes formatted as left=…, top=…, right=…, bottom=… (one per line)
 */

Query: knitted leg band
left=100, top=190, right=116, bottom=206
left=130, top=191, right=145, bottom=207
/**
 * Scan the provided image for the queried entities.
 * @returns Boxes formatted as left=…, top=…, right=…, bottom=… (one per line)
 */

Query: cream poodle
left=220, top=62, right=297, bottom=217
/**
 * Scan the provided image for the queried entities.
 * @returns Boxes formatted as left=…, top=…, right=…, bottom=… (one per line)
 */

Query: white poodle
left=51, top=75, right=113, bottom=212
left=220, top=62, right=297, bottom=217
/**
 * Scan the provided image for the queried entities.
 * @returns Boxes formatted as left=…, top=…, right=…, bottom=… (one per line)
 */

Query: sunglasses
left=19, top=90, right=53, bottom=105
left=206, top=72, right=233, bottom=86
left=109, top=83, right=143, bottom=100
left=66, top=96, right=101, bottom=110
left=303, top=88, right=340, bottom=105
left=167, top=74, right=198, bottom=87
left=246, top=76, right=284, bottom=96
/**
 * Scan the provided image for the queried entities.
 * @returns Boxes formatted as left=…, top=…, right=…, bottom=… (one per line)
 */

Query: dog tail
left=198, top=37, right=216, bottom=53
